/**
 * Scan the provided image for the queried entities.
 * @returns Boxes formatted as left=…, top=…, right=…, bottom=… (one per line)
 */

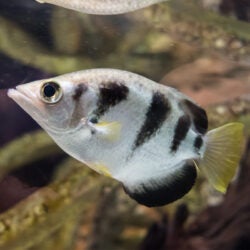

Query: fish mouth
left=8, top=87, right=32, bottom=104
left=8, top=86, right=73, bottom=135
left=8, top=86, right=39, bottom=112
left=7, top=86, right=49, bottom=129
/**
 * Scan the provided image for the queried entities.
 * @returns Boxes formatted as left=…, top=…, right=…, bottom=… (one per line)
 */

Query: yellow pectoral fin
left=94, top=121, right=122, bottom=142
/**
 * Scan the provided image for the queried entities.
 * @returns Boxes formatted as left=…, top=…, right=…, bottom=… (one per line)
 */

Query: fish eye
left=40, top=81, right=63, bottom=104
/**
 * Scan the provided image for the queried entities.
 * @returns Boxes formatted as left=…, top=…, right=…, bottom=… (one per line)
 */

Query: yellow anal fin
left=93, top=121, right=122, bottom=142
left=197, top=122, right=244, bottom=193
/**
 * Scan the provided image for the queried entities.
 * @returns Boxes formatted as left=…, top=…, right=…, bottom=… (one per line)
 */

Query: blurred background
left=0, top=0, right=249, bottom=249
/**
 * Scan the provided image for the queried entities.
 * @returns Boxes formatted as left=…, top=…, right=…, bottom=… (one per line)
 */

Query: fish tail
left=196, top=122, right=244, bottom=193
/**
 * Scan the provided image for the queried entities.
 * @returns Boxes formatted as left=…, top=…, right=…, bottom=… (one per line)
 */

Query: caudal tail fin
left=196, top=123, right=244, bottom=193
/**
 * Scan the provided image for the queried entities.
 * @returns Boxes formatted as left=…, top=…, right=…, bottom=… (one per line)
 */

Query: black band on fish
left=181, top=100, right=208, bottom=134
left=72, top=83, right=88, bottom=101
left=133, top=92, right=171, bottom=150
left=171, top=115, right=191, bottom=152
left=194, top=135, right=203, bottom=152
left=95, top=82, right=129, bottom=117
left=123, top=161, right=197, bottom=207
left=69, top=84, right=88, bottom=127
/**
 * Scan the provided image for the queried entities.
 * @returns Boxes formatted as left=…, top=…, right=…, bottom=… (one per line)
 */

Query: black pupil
left=44, top=84, right=56, bottom=98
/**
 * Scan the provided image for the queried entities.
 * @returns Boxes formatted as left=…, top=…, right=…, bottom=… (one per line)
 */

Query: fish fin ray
left=197, top=122, right=244, bottom=193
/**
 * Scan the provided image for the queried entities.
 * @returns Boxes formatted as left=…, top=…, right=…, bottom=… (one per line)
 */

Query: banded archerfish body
left=8, top=69, right=243, bottom=207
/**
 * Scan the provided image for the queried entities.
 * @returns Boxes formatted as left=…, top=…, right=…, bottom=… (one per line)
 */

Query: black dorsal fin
left=181, top=99, right=208, bottom=135
left=123, top=161, right=197, bottom=207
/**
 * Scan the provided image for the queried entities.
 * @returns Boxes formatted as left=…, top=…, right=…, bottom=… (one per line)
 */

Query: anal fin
left=123, top=161, right=197, bottom=207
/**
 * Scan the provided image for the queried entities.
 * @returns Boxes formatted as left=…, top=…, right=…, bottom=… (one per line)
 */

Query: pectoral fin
left=92, top=121, right=122, bottom=142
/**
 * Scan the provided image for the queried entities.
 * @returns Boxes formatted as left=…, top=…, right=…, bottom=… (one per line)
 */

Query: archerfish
left=35, top=0, right=166, bottom=15
left=8, top=69, right=243, bottom=207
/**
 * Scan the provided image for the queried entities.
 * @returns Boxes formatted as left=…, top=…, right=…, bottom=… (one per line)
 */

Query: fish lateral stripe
left=95, top=82, right=129, bottom=117
left=123, top=161, right=197, bottom=207
left=194, top=135, right=203, bottom=152
left=171, top=115, right=191, bottom=152
left=72, top=83, right=88, bottom=101
left=182, top=99, right=208, bottom=134
left=133, top=92, right=171, bottom=150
